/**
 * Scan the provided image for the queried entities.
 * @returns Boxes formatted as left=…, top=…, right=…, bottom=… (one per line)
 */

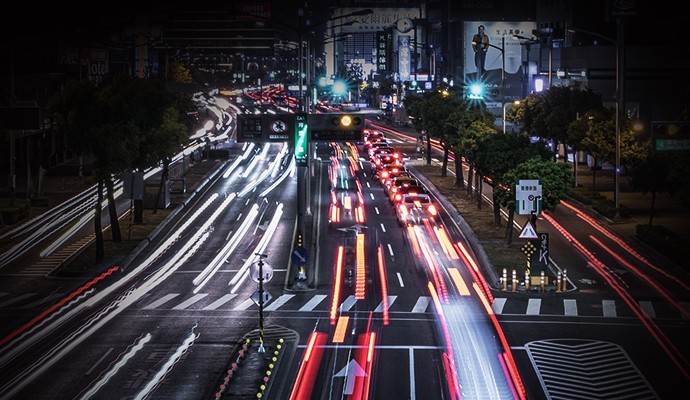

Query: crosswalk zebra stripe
left=526, top=298, right=541, bottom=315
left=172, top=293, right=209, bottom=310
left=374, top=296, right=398, bottom=312
left=203, top=294, right=237, bottom=310
left=491, top=298, right=507, bottom=315
left=639, top=301, right=656, bottom=318
left=264, top=294, right=295, bottom=311
left=233, top=298, right=255, bottom=311
left=340, top=295, right=357, bottom=312
left=143, top=293, right=180, bottom=310
left=602, top=300, right=617, bottom=317
left=411, top=296, right=431, bottom=313
left=299, top=294, right=327, bottom=311
left=563, top=299, right=578, bottom=316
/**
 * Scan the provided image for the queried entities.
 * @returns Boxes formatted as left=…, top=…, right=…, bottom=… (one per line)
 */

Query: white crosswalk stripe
left=411, top=296, right=431, bottom=313
left=172, top=293, right=208, bottom=310
left=264, top=294, right=295, bottom=311
left=563, top=299, right=577, bottom=316
left=492, top=298, right=507, bottom=314
left=526, top=298, right=541, bottom=315
left=602, top=299, right=617, bottom=317
left=1, top=291, right=684, bottom=321
left=143, top=293, right=180, bottom=310
left=299, top=294, right=327, bottom=311
left=374, top=296, right=398, bottom=312
left=639, top=300, right=656, bottom=318
left=203, top=294, right=237, bottom=310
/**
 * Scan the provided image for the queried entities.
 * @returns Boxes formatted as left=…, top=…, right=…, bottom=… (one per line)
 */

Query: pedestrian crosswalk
left=2, top=290, right=689, bottom=320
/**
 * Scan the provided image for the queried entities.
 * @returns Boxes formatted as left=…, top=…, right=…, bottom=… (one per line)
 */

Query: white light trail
left=193, top=202, right=259, bottom=293
left=133, top=329, right=199, bottom=400
left=78, top=333, right=152, bottom=400
left=228, top=203, right=284, bottom=292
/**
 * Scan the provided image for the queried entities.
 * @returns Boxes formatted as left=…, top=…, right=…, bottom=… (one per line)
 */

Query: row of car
left=362, top=129, right=439, bottom=227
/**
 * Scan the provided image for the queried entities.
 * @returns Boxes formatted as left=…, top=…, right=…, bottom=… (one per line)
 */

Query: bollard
left=524, top=269, right=530, bottom=291
left=562, top=269, right=568, bottom=292
left=556, top=271, right=562, bottom=293
left=540, top=271, right=545, bottom=293
left=502, top=268, right=507, bottom=291
left=512, top=269, right=517, bottom=292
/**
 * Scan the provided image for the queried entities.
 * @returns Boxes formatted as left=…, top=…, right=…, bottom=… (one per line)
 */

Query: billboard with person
left=464, top=21, right=537, bottom=105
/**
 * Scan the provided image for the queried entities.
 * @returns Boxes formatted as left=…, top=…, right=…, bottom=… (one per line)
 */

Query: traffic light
left=297, top=232, right=304, bottom=248
left=295, top=113, right=308, bottom=166
left=307, top=113, right=364, bottom=141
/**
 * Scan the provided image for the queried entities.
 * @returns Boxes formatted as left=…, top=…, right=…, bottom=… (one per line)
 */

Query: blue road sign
left=291, top=247, right=308, bottom=266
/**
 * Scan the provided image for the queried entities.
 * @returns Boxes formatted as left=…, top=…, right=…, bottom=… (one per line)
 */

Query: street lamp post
left=512, top=34, right=538, bottom=98
left=567, top=26, right=623, bottom=217
left=475, top=37, right=506, bottom=132
left=502, top=100, right=520, bottom=133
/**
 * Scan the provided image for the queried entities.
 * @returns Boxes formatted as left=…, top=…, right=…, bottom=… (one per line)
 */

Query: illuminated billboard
left=464, top=21, right=537, bottom=105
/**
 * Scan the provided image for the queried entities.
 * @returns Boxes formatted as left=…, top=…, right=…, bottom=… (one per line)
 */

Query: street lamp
left=567, top=26, right=623, bottom=217
left=502, top=100, right=520, bottom=133
left=512, top=34, right=538, bottom=98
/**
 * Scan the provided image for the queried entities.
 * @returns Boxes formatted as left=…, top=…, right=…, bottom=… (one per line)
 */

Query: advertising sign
left=463, top=21, right=537, bottom=103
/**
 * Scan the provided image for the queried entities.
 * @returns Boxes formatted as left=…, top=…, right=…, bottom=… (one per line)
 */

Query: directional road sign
left=291, top=247, right=308, bottom=266
left=250, top=261, right=274, bottom=283
left=251, top=289, right=272, bottom=306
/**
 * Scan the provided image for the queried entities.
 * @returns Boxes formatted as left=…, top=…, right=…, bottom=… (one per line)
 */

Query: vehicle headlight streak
left=260, top=157, right=295, bottom=198
left=270, top=143, right=289, bottom=178
left=0, top=194, right=96, bottom=267
left=40, top=184, right=122, bottom=257
left=133, top=328, right=199, bottom=400
left=192, top=202, right=259, bottom=293
left=241, top=143, right=270, bottom=178
left=0, top=192, right=233, bottom=396
left=77, top=333, right=152, bottom=400
left=227, top=203, right=283, bottom=293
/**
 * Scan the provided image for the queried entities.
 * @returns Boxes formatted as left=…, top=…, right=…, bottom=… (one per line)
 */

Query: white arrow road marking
left=335, top=359, right=367, bottom=395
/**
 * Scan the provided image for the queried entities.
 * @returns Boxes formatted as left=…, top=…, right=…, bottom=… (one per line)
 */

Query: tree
left=630, top=154, right=676, bottom=225
left=495, top=157, right=573, bottom=245
left=513, top=85, right=603, bottom=165
left=169, top=60, right=194, bottom=83
left=447, top=101, right=495, bottom=204
left=476, top=133, right=551, bottom=226
left=579, top=109, right=615, bottom=194
left=49, top=73, right=191, bottom=263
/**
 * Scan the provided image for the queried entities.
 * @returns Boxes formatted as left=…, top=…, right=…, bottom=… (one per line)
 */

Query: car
left=363, top=130, right=385, bottom=147
left=364, top=135, right=388, bottom=150
left=368, top=144, right=396, bottom=161
left=328, top=175, right=365, bottom=227
left=395, top=193, right=439, bottom=226
left=390, top=184, right=428, bottom=204
left=370, top=151, right=401, bottom=171
left=386, top=175, right=420, bottom=199
left=375, top=163, right=406, bottom=184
